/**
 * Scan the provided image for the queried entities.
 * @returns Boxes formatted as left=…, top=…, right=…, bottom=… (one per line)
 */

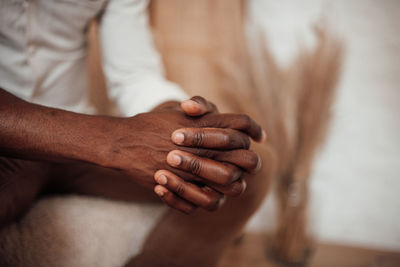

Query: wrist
left=92, top=116, right=140, bottom=170
left=83, top=116, right=125, bottom=168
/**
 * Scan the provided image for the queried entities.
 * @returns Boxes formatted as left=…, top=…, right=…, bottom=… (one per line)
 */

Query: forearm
left=0, top=89, right=113, bottom=166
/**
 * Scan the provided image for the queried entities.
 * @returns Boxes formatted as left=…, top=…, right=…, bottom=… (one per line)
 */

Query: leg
left=0, top=160, right=163, bottom=267
left=0, top=157, right=50, bottom=229
left=0, top=156, right=159, bottom=230
left=128, top=143, right=277, bottom=267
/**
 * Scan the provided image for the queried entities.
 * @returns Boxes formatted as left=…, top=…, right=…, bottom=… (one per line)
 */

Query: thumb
left=181, top=96, right=218, bottom=116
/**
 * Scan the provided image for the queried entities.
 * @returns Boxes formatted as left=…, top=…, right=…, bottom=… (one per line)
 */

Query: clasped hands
left=109, top=96, right=265, bottom=214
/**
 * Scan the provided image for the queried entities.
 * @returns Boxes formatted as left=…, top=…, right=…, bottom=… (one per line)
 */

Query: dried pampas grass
left=88, top=0, right=343, bottom=263
left=263, top=28, right=343, bottom=263
left=215, top=24, right=343, bottom=263
left=150, top=0, right=343, bottom=263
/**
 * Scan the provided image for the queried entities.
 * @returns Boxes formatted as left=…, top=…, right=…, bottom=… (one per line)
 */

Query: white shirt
left=0, top=1, right=179, bottom=263
left=0, top=0, right=187, bottom=116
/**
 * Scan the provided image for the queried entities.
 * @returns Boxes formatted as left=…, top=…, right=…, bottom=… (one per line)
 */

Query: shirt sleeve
left=98, top=0, right=188, bottom=117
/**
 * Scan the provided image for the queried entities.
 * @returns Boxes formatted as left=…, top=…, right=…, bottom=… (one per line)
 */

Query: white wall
left=246, top=0, right=400, bottom=251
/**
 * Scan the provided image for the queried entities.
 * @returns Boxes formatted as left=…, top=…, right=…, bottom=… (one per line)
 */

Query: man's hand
left=148, top=96, right=265, bottom=213
left=0, top=89, right=265, bottom=214
left=104, top=98, right=263, bottom=187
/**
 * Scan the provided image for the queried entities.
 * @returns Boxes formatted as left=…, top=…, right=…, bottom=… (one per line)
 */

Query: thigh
left=128, top=143, right=277, bottom=267
left=48, top=162, right=160, bottom=204
left=0, top=157, right=50, bottom=228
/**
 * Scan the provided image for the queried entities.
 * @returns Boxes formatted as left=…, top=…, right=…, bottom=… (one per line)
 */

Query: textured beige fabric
left=0, top=196, right=167, bottom=267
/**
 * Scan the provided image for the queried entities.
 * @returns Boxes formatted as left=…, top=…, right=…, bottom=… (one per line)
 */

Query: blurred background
left=246, top=0, right=400, bottom=252
left=85, top=0, right=400, bottom=265
left=1, top=0, right=398, bottom=266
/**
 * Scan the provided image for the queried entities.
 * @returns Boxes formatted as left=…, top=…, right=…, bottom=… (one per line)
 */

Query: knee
left=0, top=158, right=47, bottom=229
left=222, top=144, right=278, bottom=219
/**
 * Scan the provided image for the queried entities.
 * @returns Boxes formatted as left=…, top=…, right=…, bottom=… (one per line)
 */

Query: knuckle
left=235, top=134, right=250, bottom=149
left=221, top=165, right=241, bottom=185
left=175, top=183, right=186, bottom=196
left=188, top=158, right=201, bottom=176
left=240, top=114, right=252, bottom=129
left=228, top=182, right=244, bottom=197
left=220, top=173, right=232, bottom=185
left=193, top=131, right=204, bottom=146
left=221, top=131, right=231, bottom=146
left=219, top=175, right=231, bottom=185
left=204, top=196, right=219, bottom=211
left=203, top=195, right=213, bottom=207
left=248, top=151, right=260, bottom=170
left=226, top=129, right=249, bottom=149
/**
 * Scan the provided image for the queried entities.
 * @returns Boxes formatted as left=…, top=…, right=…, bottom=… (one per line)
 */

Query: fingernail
left=154, top=186, right=167, bottom=197
left=242, top=180, right=247, bottom=193
left=255, top=156, right=262, bottom=172
left=156, top=174, right=168, bottom=185
left=218, top=196, right=226, bottom=207
left=172, top=131, right=185, bottom=145
left=181, top=100, right=201, bottom=115
left=168, top=153, right=182, bottom=166
left=260, top=130, right=267, bottom=143
left=182, top=100, right=199, bottom=109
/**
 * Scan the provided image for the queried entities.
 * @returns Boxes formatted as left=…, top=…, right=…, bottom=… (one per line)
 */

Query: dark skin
left=151, top=99, right=264, bottom=212
left=0, top=89, right=265, bottom=215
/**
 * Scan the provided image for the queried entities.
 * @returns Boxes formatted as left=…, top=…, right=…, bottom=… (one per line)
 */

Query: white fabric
left=0, top=0, right=184, bottom=265
left=0, top=0, right=187, bottom=116
left=0, top=196, right=167, bottom=267
left=99, top=0, right=187, bottom=116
